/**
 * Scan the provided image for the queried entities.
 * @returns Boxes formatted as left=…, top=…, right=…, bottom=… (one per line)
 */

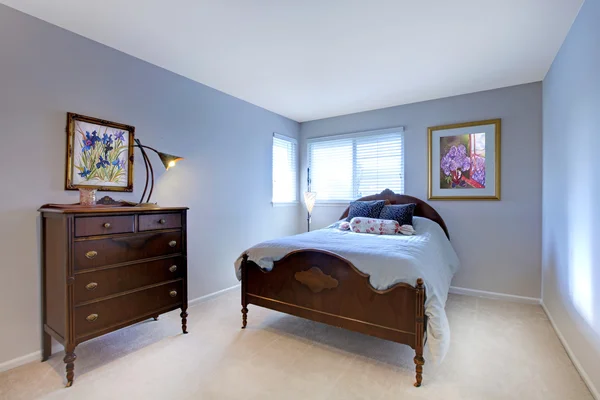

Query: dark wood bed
left=239, top=189, right=450, bottom=387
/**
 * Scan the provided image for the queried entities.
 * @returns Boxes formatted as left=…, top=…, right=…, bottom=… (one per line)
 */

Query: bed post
left=241, top=253, right=249, bottom=329
left=414, top=278, right=426, bottom=387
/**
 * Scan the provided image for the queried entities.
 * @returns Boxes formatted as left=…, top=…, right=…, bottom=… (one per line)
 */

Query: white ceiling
left=2, top=0, right=582, bottom=122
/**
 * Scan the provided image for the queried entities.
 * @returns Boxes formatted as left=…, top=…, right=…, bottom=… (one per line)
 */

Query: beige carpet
left=0, top=290, right=593, bottom=400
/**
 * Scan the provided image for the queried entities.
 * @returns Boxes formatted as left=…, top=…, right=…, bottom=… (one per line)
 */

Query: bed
left=234, top=189, right=459, bottom=387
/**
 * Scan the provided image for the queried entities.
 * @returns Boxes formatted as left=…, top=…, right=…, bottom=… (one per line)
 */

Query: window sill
left=271, top=201, right=299, bottom=207
left=315, top=202, right=349, bottom=207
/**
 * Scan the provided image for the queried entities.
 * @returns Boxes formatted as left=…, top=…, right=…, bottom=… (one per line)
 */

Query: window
left=308, top=128, right=404, bottom=202
left=272, top=133, right=298, bottom=203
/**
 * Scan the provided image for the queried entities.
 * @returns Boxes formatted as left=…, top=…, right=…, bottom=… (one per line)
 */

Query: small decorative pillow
left=338, top=221, right=351, bottom=231
left=398, top=225, right=416, bottom=235
left=349, top=217, right=400, bottom=235
left=345, top=200, right=387, bottom=221
left=379, top=203, right=416, bottom=226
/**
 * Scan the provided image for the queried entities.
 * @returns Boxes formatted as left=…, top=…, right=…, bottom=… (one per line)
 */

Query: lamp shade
left=158, top=152, right=184, bottom=170
left=304, top=191, right=317, bottom=214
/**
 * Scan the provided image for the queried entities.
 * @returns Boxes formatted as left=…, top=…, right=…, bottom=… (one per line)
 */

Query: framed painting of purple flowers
left=65, top=113, right=134, bottom=192
left=428, top=119, right=500, bottom=200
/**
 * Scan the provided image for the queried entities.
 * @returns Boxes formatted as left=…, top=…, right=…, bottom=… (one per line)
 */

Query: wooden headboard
left=339, top=189, right=450, bottom=238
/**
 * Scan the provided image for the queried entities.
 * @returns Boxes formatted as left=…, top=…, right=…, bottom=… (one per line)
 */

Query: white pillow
left=349, top=217, right=400, bottom=235
left=398, top=224, right=416, bottom=235
left=338, top=221, right=351, bottom=231
left=326, top=220, right=351, bottom=231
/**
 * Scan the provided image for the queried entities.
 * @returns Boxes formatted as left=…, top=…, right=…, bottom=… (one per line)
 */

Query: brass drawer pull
left=169, top=240, right=177, bottom=248
left=159, top=219, right=166, bottom=224
left=169, top=290, right=178, bottom=298
left=85, top=250, right=98, bottom=259
left=169, top=265, right=178, bottom=273
left=85, top=282, right=98, bottom=291
left=103, top=222, right=111, bottom=228
left=86, top=313, right=99, bottom=322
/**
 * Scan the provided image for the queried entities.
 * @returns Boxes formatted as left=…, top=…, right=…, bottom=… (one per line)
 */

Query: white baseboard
left=189, top=284, right=240, bottom=307
left=449, top=286, right=541, bottom=304
left=0, top=350, right=41, bottom=374
left=541, top=303, right=599, bottom=400
left=0, top=284, right=240, bottom=374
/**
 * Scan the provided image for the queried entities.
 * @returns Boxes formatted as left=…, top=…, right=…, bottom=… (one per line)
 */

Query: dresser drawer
left=74, top=231, right=182, bottom=271
left=74, top=257, right=184, bottom=303
left=139, top=213, right=182, bottom=231
left=74, top=281, right=183, bottom=339
left=75, top=215, right=135, bottom=237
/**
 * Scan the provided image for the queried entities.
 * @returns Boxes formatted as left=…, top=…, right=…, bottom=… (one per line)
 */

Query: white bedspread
left=234, top=217, right=460, bottom=363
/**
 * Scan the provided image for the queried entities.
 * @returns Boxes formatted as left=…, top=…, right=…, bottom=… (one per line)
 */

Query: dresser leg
left=42, top=331, right=51, bottom=362
left=153, top=315, right=159, bottom=321
left=180, top=308, right=188, bottom=334
left=63, top=344, right=77, bottom=387
left=241, top=254, right=248, bottom=330
left=241, top=307, right=248, bottom=329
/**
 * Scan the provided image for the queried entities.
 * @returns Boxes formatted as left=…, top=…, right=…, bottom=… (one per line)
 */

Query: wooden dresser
left=39, top=204, right=188, bottom=387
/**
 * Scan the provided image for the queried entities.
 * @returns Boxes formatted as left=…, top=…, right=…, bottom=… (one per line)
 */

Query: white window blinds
left=308, top=129, right=404, bottom=202
left=272, top=133, right=298, bottom=203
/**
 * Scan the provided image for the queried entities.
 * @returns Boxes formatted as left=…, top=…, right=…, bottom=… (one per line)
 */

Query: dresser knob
left=168, top=240, right=177, bottom=248
left=103, top=222, right=111, bottom=228
left=85, top=250, right=98, bottom=259
left=86, top=313, right=99, bottom=322
left=159, top=219, right=166, bottom=224
left=85, top=282, right=98, bottom=291
left=169, top=265, right=178, bottom=273
left=169, top=290, right=178, bottom=298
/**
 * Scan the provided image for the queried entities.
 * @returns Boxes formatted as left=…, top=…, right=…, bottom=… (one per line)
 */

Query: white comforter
left=234, top=217, right=460, bottom=363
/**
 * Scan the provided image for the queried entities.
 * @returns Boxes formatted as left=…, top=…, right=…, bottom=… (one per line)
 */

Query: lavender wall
left=0, top=5, right=300, bottom=368
left=300, top=83, right=543, bottom=299
left=542, top=0, right=600, bottom=396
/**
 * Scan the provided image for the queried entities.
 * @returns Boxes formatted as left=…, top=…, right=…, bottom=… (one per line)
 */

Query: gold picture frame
left=65, top=113, right=135, bottom=192
left=428, top=119, right=501, bottom=200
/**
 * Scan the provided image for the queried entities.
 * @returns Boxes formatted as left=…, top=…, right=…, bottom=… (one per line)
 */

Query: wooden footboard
left=240, top=249, right=427, bottom=386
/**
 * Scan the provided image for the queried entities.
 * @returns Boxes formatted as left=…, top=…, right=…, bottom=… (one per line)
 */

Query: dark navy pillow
left=379, top=203, right=416, bottom=226
left=345, top=200, right=386, bottom=221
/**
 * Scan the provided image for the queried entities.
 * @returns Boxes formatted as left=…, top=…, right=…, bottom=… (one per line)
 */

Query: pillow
left=379, top=203, right=416, bottom=226
left=338, top=221, right=351, bottom=231
left=345, top=200, right=387, bottom=221
left=326, top=220, right=344, bottom=229
left=398, top=225, right=416, bottom=235
left=349, top=217, right=400, bottom=235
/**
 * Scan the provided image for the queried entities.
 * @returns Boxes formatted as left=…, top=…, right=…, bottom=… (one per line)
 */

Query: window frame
left=307, top=127, right=405, bottom=204
left=271, top=132, right=298, bottom=206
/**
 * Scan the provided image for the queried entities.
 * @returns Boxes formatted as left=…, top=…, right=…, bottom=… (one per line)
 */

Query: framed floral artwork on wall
left=65, top=113, right=134, bottom=191
left=428, top=119, right=501, bottom=200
